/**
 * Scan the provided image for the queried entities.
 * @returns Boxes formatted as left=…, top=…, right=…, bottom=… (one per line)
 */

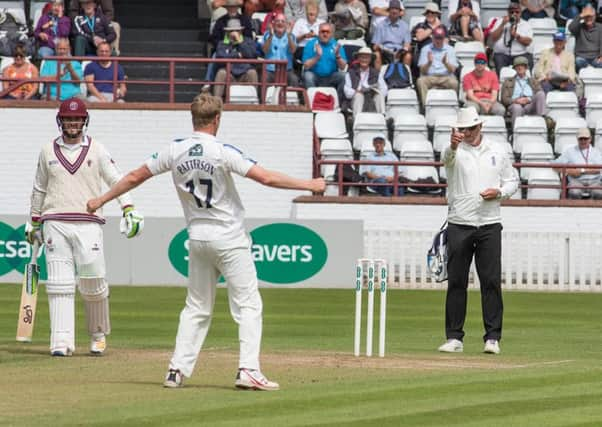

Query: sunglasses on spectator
left=458, top=125, right=478, bottom=132
left=475, top=59, right=487, bottom=64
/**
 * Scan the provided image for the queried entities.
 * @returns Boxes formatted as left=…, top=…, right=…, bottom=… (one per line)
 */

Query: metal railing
left=0, top=55, right=306, bottom=105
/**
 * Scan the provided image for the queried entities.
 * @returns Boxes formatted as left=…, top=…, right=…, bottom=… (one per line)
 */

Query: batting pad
left=48, top=293, right=75, bottom=353
left=79, top=278, right=111, bottom=336
left=46, top=260, right=76, bottom=294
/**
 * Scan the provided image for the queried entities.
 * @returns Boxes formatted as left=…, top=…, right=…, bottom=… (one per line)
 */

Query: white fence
left=365, top=230, right=602, bottom=291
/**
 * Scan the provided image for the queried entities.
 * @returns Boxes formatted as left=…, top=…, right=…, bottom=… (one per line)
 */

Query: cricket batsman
left=26, top=97, right=144, bottom=356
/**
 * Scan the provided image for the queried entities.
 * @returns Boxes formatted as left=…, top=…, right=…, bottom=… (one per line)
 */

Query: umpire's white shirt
left=443, top=137, right=518, bottom=227
left=146, top=131, right=255, bottom=241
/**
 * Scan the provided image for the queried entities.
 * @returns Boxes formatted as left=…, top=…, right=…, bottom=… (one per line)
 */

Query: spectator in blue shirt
left=262, top=13, right=299, bottom=86
left=371, top=0, right=411, bottom=65
left=302, top=22, right=347, bottom=102
left=416, top=26, right=458, bottom=106
left=39, top=38, right=83, bottom=100
left=359, top=135, right=404, bottom=196
left=84, top=41, right=126, bottom=102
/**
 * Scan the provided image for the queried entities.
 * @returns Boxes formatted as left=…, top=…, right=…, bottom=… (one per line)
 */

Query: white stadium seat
left=513, top=116, right=547, bottom=154
left=314, top=112, right=349, bottom=139
left=579, top=67, right=602, bottom=100
left=454, top=41, right=486, bottom=69
left=307, top=87, right=340, bottom=112
left=386, top=88, right=420, bottom=118
left=229, top=85, right=259, bottom=104
left=586, top=93, right=602, bottom=128
left=392, top=113, right=428, bottom=151
left=425, top=89, right=458, bottom=127
left=527, top=168, right=561, bottom=200
left=433, top=115, right=457, bottom=153
left=520, top=142, right=554, bottom=180
left=546, top=91, right=579, bottom=122
left=353, top=112, right=387, bottom=151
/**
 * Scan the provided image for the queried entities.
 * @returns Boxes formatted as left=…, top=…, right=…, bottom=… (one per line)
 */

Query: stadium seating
left=359, top=137, right=394, bottom=155
left=546, top=91, right=579, bottom=122
left=399, top=138, right=435, bottom=160
left=528, top=18, right=557, bottom=62
left=520, top=142, right=554, bottom=180
left=481, top=115, right=507, bottom=143
left=319, top=139, right=354, bottom=176
left=0, top=1, right=26, bottom=25
left=513, top=116, right=547, bottom=153
left=385, top=88, right=420, bottom=119
left=228, top=85, right=259, bottom=105
left=392, top=113, right=428, bottom=151
left=307, top=87, right=340, bottom=112
left=527, top=168, right=561, bottom=199
left=265, top=86, right=300, bottom=105
left=579, top=67, right=602, bottom=100
left=454, top=41, right=486, bottom=69
left=353, top=112, right=387, bottom=150
left=314, top=112, right=349, bottom=139
left=433, top=114, right=456, bottom=153
left=554, top=116, right=587, bottom=155
left=425, top=89, right=458, bottom=126
left=585, top=93, right=602, bottom=128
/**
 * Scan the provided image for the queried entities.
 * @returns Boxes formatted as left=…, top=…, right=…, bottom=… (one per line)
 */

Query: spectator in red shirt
left=462, top=52, right=505, bottom=116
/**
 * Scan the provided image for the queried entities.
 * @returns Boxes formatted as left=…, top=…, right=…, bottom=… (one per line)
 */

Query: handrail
left=0, top=55, right=298, bottom=104
left=317, top=158, right=602, bottom=198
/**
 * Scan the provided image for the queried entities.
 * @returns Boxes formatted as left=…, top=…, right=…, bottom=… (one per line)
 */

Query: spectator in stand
left=262, top=13, right=299, bottom=86
left=35, top=0, right=71, bottom=58
left=40, top=38, right=83, bottom=100
left=302, top=22, right=347, bottom=101
left=360, top=135, right=404, bottom=196
left=488, top=2, right=533, bottom=75
left=559, top=0, right=590, bottom=19
left=368, top=0, right=392, bottom=36
left=292, top=0, right=325, bottom=62
left=381, top=48, right=413, bottom=90
left=463, top=52, right=505, bottom=116
left=568, top=4, right=602, bottom=72
left=554, top=128, right=602, bottom=199
left=448, top=0, right=483, bottom=42
left=69, top=0, right=121, bottom=55
left=211, top=0, right=255, bottom=47
left=285, top=0, right=328, bottom=22
left=371, top=0, right=411, bottom=65
left=244, top=0, right=284, bottom=17
left=412, top=2, right=443, bottom=60
left=84, top=41, right=126, bottom=102
left=72, top=0, right=117, bottom=56
left=519, top=0, right=554, bottom=20
left=501, top=56, right=546, bottom=127
left=330, top=0, right=369, bottom=40
left=208, top=0, right=229, bottom=34
left=344, top=47, right=387, bottom=116
left=1, top=44, right=39, bottom=100
left=416, top=26, right=458, bottom=107
left=213, top=18, right=258, bottom=99
left=533, top=31, right=577, bottom=94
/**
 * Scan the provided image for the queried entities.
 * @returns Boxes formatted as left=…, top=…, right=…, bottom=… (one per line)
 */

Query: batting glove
left=25, top=220, right=43, bottom=245
left=120, top=206, right=144, bottom=238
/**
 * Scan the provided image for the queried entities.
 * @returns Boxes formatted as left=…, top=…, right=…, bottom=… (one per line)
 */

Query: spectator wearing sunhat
left=416, top=25, right=458, bottom=107
left=488, top=2, right=533, bottom=75
left=533, top=31, right=577, bottom=94
left=500, top=55, right=546, bottom=127
left=343, top=47, right=388, bottom=116
left=412, top=2, right=443, bottom=54
left=371, top=0, right=411, bottom=65
left=210, top=0, right=255, bottom=47
left=213, top=18, right=258, bottom=99
left=437, top=106, right=518, bottom=355
left=463, top=52, right=505, bottom=116
left=568, top=4, right=602, bottom=72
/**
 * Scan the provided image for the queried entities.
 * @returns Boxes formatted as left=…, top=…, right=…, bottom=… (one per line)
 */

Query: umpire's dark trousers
left=445, top=222, right=503, bottom=342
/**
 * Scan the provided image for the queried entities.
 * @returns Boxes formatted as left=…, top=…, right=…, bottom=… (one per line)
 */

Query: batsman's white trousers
left=169, top=232, right=263, bottom=377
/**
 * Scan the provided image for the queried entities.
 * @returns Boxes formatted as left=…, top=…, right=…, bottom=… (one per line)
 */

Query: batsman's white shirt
left=146, top=131, right=255, bottom=241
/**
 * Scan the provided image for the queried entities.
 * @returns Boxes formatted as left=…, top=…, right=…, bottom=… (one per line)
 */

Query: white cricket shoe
left=90, top=333, right=106, bottom=356
left=483, top=339, right=501, bottom=354
left=235, top=368, right=280, bottom=391
left=438, top=338, right=464, bottom=353
left=51, top=348, right=73, bottom=357
left=163, top=369, right=184, bottom=388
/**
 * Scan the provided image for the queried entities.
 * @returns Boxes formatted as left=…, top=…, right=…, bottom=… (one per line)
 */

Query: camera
left=509, top=16, right=517, bottom=25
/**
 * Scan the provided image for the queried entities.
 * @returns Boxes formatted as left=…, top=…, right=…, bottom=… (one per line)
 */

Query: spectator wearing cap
left=71, top=0, right=117, bottom=56
left=501, top=56, right=546, bottom=127
left=533, top=31, right=577, bottom=94
left=519, top=0, right=554, bottom=21
left=344, top=47, right=388, bottom=116
left=488, top=2, right=533, bottom=75
left=559, top=0, right=590, bottom=20
left=262, top=13, right=300, bottom=86
left=359, top=135, right=404, bottom=197
left=371, top=0, right=411, bottom=65
left=554, top=127, right=602, bottom=199
left=463, top=53, right=505, bottom=116
left=448, top=0, right=483, bottom=42
left=412, top=2, right=443, bottom=55
left=213, top=18, right=258, bottom=99
left=331, top=0, right=369, bottom=40
left=34, top=0, right=71, bottom=58
left=568, top=4, right=602, bottom=72
left=302, top=22, right=348, bottom=101
left=416, top=26, right=459, bottom=107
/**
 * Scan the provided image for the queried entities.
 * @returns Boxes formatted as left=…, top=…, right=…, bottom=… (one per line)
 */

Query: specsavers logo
left=0, top=222, right=47, bottom=279
left=168, top=223, right=328, bottom=284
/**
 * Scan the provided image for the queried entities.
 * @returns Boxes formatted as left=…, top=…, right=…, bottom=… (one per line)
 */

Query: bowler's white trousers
left=169, top=232, right=263, bottom=377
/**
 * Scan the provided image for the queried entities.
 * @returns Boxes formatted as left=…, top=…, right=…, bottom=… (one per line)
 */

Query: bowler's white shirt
left=443, top=137, right=519, bottom=226
left=146, top=131, right=255, bottom=241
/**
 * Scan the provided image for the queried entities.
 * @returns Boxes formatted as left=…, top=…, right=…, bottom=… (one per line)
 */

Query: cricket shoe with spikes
left=235, top=368, right=280, bottom=391
left=90, top=333, right=106, bottom=356
left=163, top=369, right=184, bottom=388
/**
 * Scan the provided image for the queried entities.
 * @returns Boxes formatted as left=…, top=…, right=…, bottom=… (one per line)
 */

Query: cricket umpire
left=437, top=107, right=518, bottom=355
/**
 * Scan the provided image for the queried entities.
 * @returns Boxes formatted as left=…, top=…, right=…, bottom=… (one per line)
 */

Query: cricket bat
left=16, top=241, right=41, bottom=342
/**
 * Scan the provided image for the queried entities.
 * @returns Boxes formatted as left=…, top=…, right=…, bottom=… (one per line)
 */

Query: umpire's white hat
left=453, top=107, right=484, bottom=128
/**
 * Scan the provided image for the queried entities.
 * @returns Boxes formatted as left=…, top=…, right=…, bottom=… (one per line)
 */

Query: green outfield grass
left=1, top=284, right=602, bottom=427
